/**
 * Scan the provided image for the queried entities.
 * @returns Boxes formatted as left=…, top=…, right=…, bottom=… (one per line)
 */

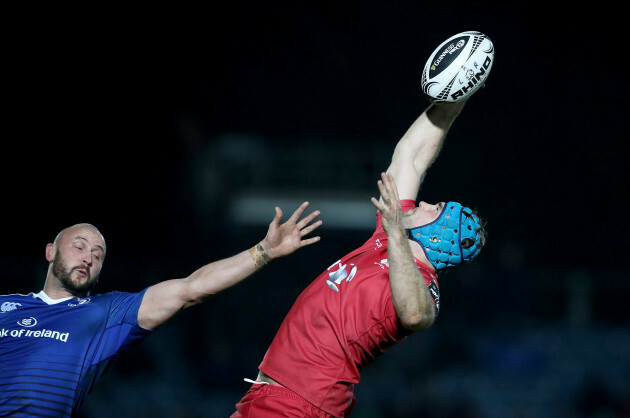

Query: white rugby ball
left=421, top=31, right=494, bottom=103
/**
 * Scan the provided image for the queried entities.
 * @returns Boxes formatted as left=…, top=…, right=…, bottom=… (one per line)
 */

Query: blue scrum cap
left=406, top=201, right=481, bottom=270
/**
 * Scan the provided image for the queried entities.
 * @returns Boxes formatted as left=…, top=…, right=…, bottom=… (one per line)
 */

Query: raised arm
left=372, top=172, right=435, bottom=331
left=137, top=202, right=321, bottom=330
left=385, top=101, right=466, bottom=202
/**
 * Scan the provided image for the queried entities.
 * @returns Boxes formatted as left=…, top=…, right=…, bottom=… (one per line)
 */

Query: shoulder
left=89, top=288, right=150, bottom=307
left=0, top=293, right=35, bottom=307
left=92, top=289, right=146, bottom=297
left=0, top=292, right=34, bottom=299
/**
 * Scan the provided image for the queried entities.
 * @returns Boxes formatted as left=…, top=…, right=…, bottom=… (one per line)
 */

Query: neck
left=43, top=278, right=87, bottom=299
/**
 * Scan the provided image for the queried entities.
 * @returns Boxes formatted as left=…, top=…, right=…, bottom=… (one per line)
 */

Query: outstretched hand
left=261, top=202, right=322, bottom=259
left=371, top=172, right=405, bottom=238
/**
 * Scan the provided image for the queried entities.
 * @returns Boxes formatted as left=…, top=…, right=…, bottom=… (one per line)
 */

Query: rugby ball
left=421, top=31, right=494, bottom=103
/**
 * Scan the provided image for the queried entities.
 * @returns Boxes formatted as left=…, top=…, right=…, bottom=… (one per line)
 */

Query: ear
left=45, top=243, right=55, bottom=262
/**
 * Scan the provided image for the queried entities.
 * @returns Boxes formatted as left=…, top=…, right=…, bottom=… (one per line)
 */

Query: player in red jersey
left=231, top=99, right=487, bottom=417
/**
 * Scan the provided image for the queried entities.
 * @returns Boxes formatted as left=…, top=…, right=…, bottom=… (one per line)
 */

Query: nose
left=419, top=201, right=437, bottom=211
left=82, top=254, right=93, bottom=267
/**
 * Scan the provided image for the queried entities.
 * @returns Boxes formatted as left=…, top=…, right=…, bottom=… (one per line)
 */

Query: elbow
left=180, top=276, right=216, bottom=308
left=400, top=309, right=435, bottom=332
left=182, top=293, right=213, bottom=309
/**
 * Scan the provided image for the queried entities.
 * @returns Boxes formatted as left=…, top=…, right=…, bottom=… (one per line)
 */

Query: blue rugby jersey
left=0, top=289, right=153, bottom=417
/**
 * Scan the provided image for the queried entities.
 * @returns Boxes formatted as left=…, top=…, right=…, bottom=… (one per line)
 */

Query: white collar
left=33, top=290, right=74, bottom=305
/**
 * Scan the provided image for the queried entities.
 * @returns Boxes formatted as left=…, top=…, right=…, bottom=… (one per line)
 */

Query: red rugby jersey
left=259, top=200, right=439, bottom=417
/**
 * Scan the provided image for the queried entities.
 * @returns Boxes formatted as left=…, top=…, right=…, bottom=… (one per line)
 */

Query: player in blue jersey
left=0, top=202, right=321, bottom=417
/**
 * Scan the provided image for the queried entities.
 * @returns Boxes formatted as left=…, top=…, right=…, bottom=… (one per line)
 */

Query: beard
left=52, top=250, right=99, bottom=297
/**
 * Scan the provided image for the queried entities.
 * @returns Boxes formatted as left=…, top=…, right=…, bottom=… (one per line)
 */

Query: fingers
left=376, top=173, right=398, bottom=202
left=380, top=172, right=399, bottom=201
left=288, top=201, right=310, bottom=224
left=275, top=202, right=322, bottom=237
left=300, top=236, right=321, bottom=247
left=282, top=202, right=322, bottom=231
left=371, top=196, right=383, bottom=211
left=373, top=172, right=401, bottom=216
left=300, top=219, right=322, bottom=237
left=269, top=206, right=283, bottom=227
left=297, top=209, right=321, bottom=230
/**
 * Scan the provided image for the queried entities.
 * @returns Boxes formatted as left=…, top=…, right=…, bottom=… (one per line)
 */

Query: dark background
left=3, top=2, right=629, bottom=417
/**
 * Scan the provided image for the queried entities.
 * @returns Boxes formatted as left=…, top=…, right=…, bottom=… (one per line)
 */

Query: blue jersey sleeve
left=101, top=288, right=152, bottom=355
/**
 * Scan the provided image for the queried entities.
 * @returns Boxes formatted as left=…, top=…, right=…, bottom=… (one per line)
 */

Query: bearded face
left=52, top=249, right=100, bottom=297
